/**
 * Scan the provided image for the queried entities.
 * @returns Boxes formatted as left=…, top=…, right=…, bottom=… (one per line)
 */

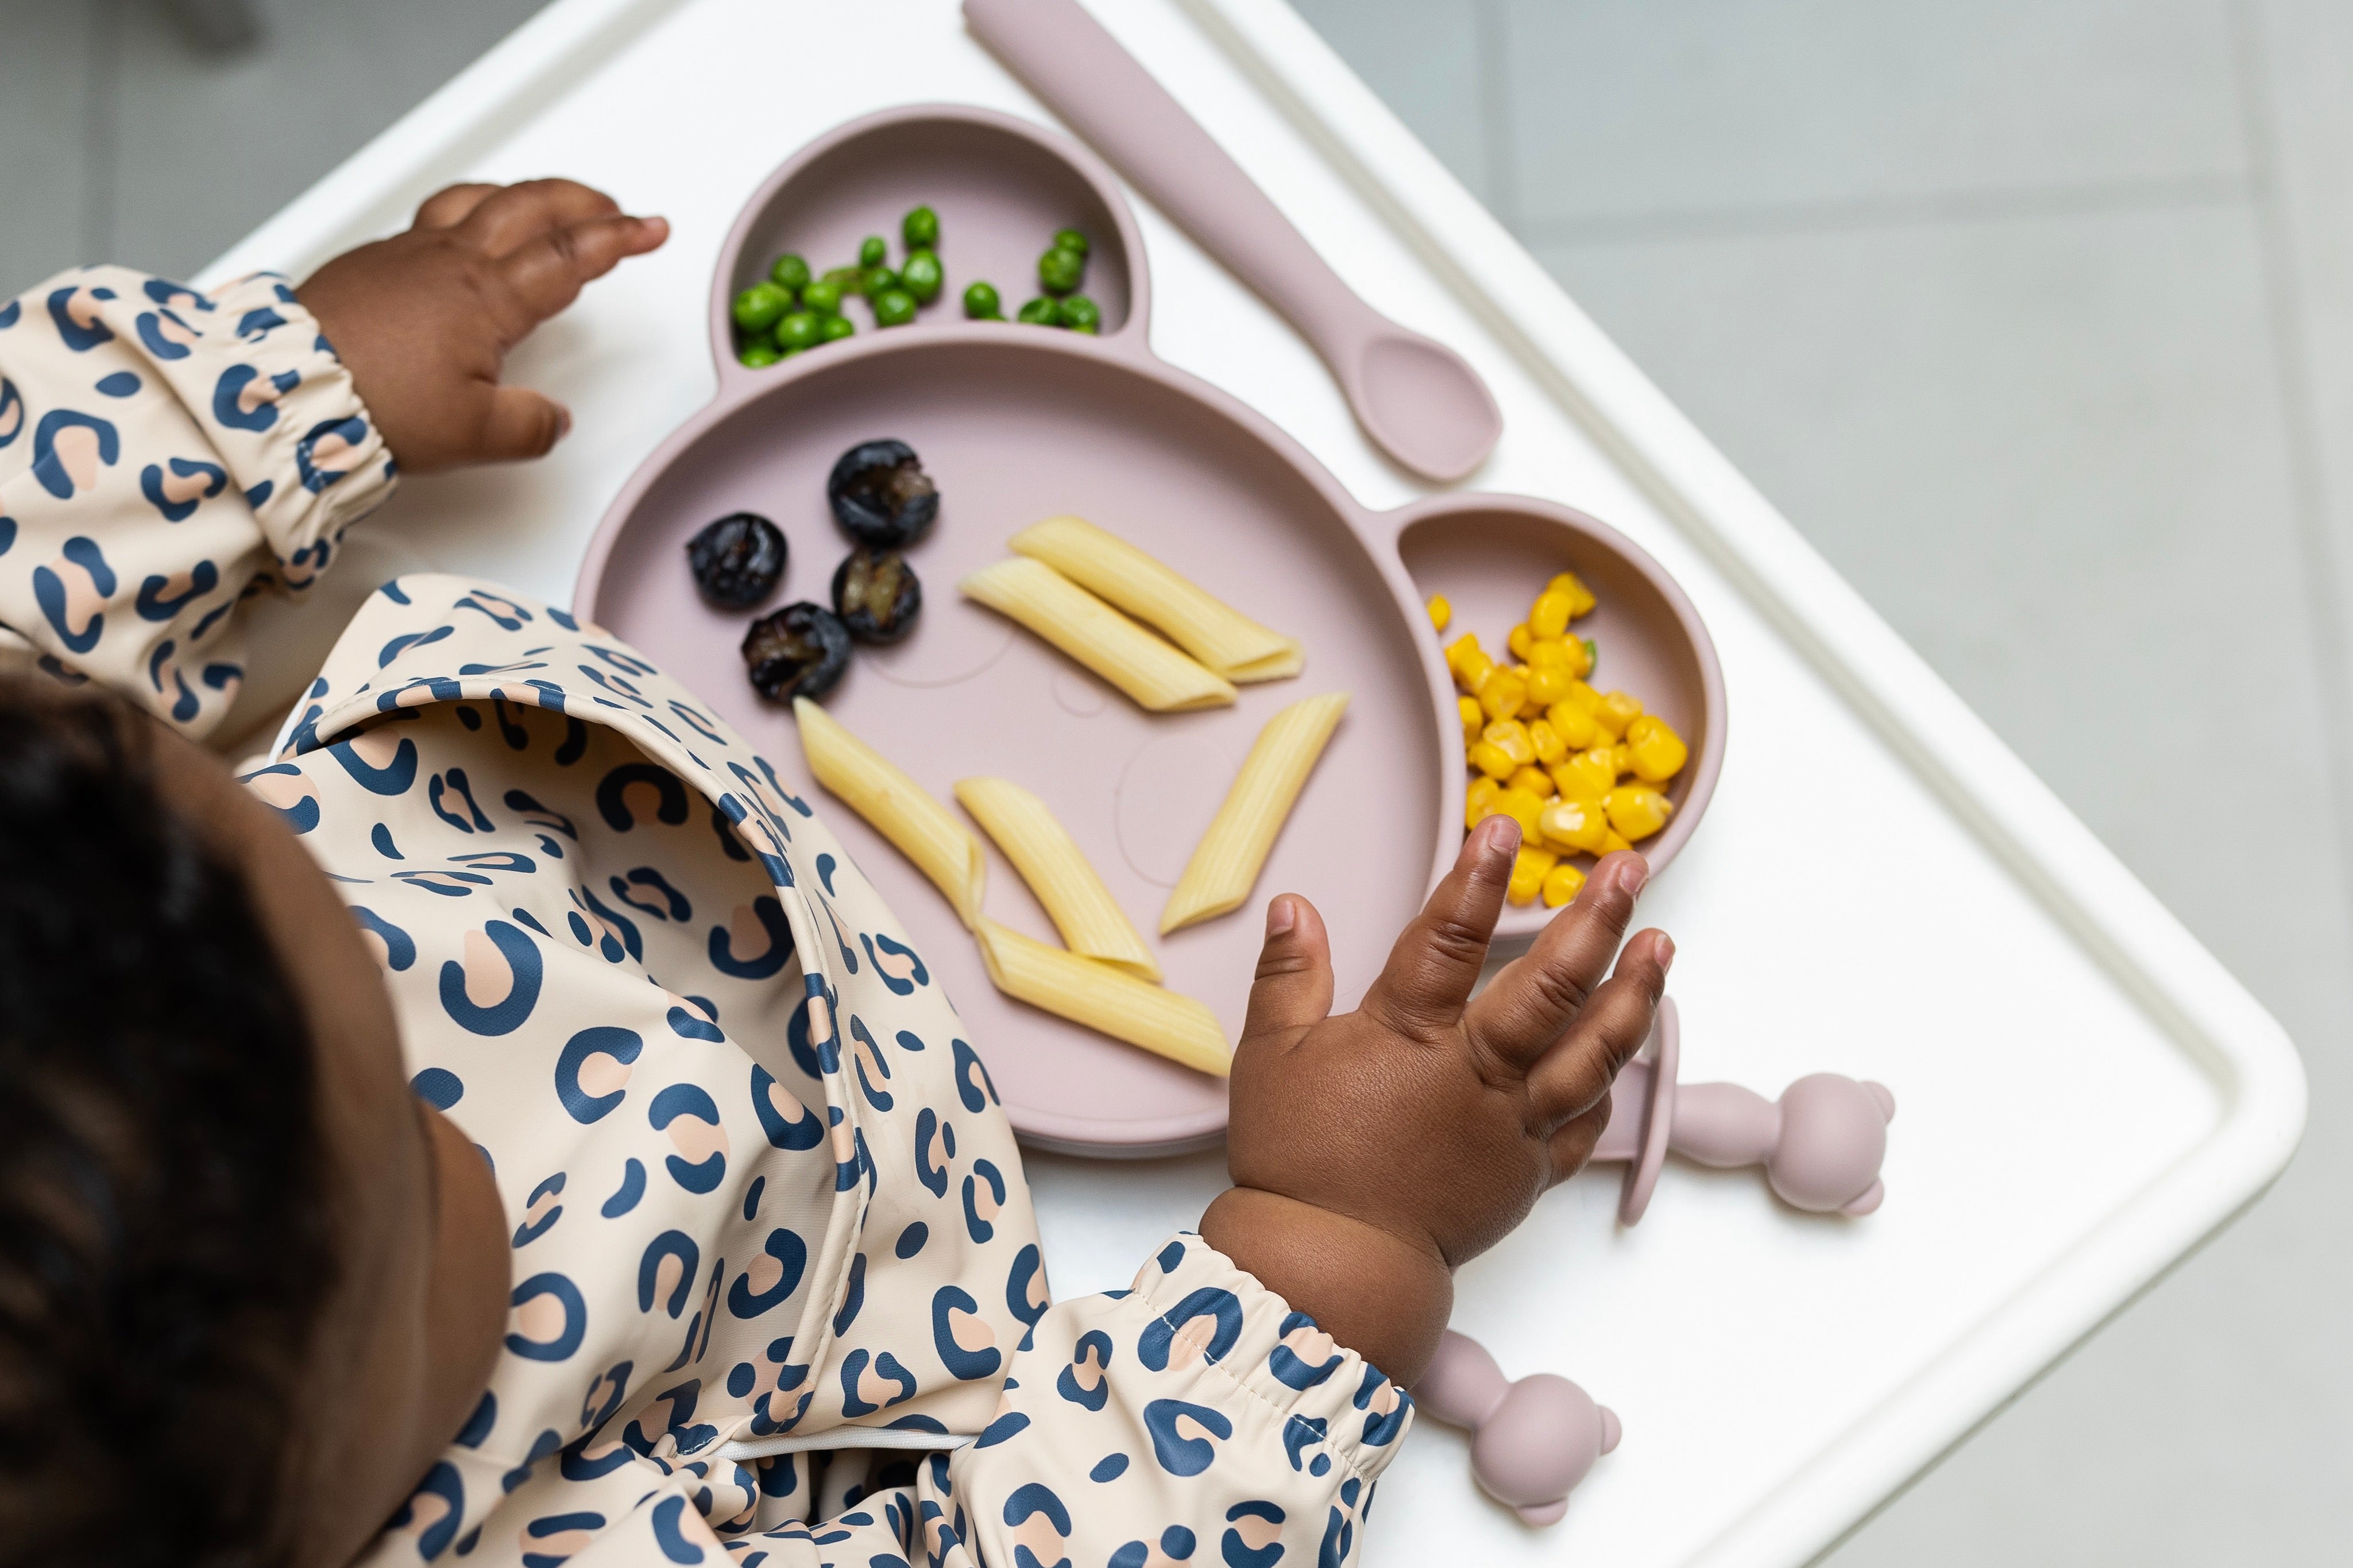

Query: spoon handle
left=965, top=0, right=1377, bottom=362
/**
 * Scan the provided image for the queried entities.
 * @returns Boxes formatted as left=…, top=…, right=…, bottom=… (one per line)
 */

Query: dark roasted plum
left=829, top=549, right=922, bottom=644
left=686, top=512, right=787, bottom=607
left=741, top=602, right=851, bottom=701
left=826, top=439, right=938, bottom=548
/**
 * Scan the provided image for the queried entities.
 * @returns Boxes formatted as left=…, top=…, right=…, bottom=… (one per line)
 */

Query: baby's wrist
left=1198, top=1186, right=1452, bottom=1386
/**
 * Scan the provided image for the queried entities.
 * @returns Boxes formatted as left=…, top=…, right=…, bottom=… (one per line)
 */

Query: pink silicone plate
left=575, top=106, right=1725, bottom=1156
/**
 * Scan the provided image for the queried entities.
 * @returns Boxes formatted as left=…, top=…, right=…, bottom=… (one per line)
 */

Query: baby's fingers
left=1523, top=928, right=1672, bottom=1136
left=499, top=213, right=670, bottom=325
left=1467, top=850, right=1648, bottom=1070
left=1361, top=815, right=1515, bottom=1040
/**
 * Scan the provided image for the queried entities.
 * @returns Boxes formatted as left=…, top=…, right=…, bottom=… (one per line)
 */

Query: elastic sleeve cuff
left=110, top=266, right=396, bottom=586
left=1122, top=1231, right=1415, bottom=1486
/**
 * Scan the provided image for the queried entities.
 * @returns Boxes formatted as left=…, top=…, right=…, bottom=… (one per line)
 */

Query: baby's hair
left=0, top=679, right=335, bottom=1566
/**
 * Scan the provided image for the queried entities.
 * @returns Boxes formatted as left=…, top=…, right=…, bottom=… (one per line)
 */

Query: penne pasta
left=1161, top=692, right=1350, bottom=934
left=793, top=698, right=985, bottom=928
left=960, top=557, right=1236, bottom=713
left=1010, top=515, right=1303, bottom=682
left=955, top=777, right=1161, bottom=981
left=973, top=918, right=1230, bottom=1077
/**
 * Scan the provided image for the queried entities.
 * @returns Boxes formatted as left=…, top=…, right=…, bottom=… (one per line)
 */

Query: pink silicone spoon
left=964, top=0, right=1504, bottom=482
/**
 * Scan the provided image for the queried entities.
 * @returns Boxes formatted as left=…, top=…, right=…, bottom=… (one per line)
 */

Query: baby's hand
left=1199, top=816, right=1672, bottom=1383
left=297, top=180, right=668, bottom=473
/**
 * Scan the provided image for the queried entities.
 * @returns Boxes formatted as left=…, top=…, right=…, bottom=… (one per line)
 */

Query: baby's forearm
left=1199, top=1184, right=1453, bottom=1385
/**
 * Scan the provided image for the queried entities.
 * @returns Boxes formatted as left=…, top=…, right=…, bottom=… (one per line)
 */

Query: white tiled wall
left=2, top=0, right=2343, bottom=1559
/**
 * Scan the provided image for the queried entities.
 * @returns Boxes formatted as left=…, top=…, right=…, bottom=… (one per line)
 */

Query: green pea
left=1016, top=296, right=1058, bottom=326
left=903, top=206, right=941, bottom=250
left=872, top=288, right=919, bottom=327
left=775, top=311, right=822, bottom=353
left=963, top=281, right=1003, bottom=320
left=732, top=281, right=791, bottom=334
left=1037, top=246, right=1085, bottom=296
left=820, top=313, right=856, bottom=343
left=738, top=340, right=785, bottom=368
left=1057, top=294, right=1102, bottom=334
left=770, top=253, right=812, bottom=293
left=862, top=266, right=899, bottom=299
left=801, top=278, right=844, bottom=316
left=859, top=235, right=887, bottom=269
left=901, top=249, right=943, bottom=304
left=1052, top=227, right=1088, bottom=258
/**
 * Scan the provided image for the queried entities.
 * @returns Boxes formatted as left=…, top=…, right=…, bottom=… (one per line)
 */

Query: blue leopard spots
left=512, top=1172, right=566, bottom=1248
left=647, top=1082, right=727, bottom=1193
left=438, top=920, right=543, bottom=1035
left=33, top=533, right=114, bottom=652
left=1144, top=1399, right=1232, bottom=1478
left=637, top=1232, right=701, bottom=1319
left=507, top=1274, right=588, bottom=1362
left=600, top=1159, right=646, bottom=1218
left=930, top=1286, right=1000, bottom=1381
left=560, top=1029, right=644, bottom=1128
left=709, top=896, right=794, bottom=979
left=388, top=1461, right=465, bottom=1561
left=1057, top=1330, right=1114, bottom=1412
left=409, top=1067, right=463, bottom=1111
left=137, top=455, right=225, bottom=521
left=962, top=1159, right=1006, bottom=1244
left=1007, top=1242, right=1049, bottom=1332
left=749, top=1064, right=822, bottom=1151
left=1002, top=1482, right=1071, bottom=1568
left=519, top=1510, right=604, bottom=1568
left=1220, top=1502, right=1286, bottom=1568
left=1138, top=1288, right=1245, bottom=1373
left=1269, top=1313, right=1342, bottom=1391
left=726, top=1228, right=808, bottom=1319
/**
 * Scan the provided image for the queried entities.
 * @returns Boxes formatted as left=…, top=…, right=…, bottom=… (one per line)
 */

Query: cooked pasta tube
left=1161, top=692, right=1350, bottom=934
left=974, top=918, right=1230, bottom=1077
left=960, top=557, right=1236, bottom=712
left=1010, top=515, right=1303, bottom=682
left=955, top=777, right=1161, bottom=982
left=793, top=698, right=984, bottom=928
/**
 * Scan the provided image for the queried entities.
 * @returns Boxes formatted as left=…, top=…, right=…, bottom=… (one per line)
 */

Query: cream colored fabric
left=0, top=269, right=1412, bottom=1567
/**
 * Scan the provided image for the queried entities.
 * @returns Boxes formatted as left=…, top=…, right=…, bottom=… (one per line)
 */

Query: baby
left=0, top=180, right=1670, bottom=1568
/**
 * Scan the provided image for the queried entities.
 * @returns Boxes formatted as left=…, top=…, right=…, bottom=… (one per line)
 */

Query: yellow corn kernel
left=1546, top=571, right=1598, bottom=619
left=1427, top=594, right=1451, bottom=632
left=1446, top=634, right=1493, bottom=692
left=1458, top=694, right=1484, bottom=744
left=1612, top=744, right=1633, bottom=778
left=1601, top=828, right=1635, bottom=855
left=1605, top=784, right=1674, bottom=841
left=1564, top=636, right=1595, bottom=679
left=1626, top=715, right=1689, bottom=781
left=1465, top=775, right=1501, bottom=829
left=1467, top=740, right=1517, bottom=781
left=1560, top=679, right=1604, bottom=715
left=1558, top=746, right=1618, bottom=800
left=1544, top=699, right=1601, bottom=751
left=1526, top=638, right=1574, bottom=669
left=1541, top=860, right=1587, bottom=907
left=1509, top=765, right=1554, bottom=799
left=1477, top=785, right=1547, bottom=842
left=1506, top=624, right=1533, bottom=660
left=1475, top=664, right=1527, bottom=721
left=1594, top=689, right=1644, bottom=741
left=1529, top=589, right=1576, bottom=640
left=1481, top=719, right=1535, bottom=768
left=1538, top=795, right=1611, bottom=854
left=1507, top=843, right=1559, bottom=906
left=1525, top=665, right=1574, bottom=708
left=1527, top=718, right=1567, bottom=766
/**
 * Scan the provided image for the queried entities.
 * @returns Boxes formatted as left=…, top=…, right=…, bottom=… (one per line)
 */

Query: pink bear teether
left=1413, top=1331, right=1620, bottom=1526
left=1591, top=996, right=1895, bottom=1224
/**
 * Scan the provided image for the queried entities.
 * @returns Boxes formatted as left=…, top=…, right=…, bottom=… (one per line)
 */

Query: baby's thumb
left=1241, top=894, right=1335, bottom=1048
